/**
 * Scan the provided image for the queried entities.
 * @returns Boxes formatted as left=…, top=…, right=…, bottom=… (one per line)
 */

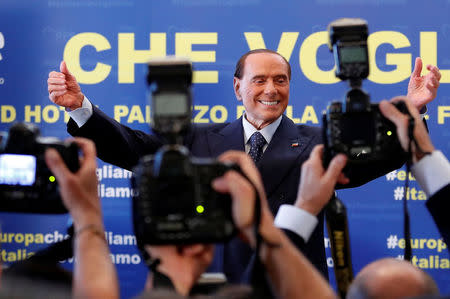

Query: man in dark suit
left=47, top=49, right=440, bottom=283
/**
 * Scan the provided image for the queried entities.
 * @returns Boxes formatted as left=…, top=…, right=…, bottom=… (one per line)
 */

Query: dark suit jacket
left=426, top=184, right=450, bottom=248
left=67, top=106, right=405, bottom=283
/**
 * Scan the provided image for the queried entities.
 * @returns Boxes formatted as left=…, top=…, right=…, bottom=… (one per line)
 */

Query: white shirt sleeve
left=411, top=150, right=450, bottom=197
left=67, top=96, right=93, bottom=128
left=274, top=204, right=318, bottom=242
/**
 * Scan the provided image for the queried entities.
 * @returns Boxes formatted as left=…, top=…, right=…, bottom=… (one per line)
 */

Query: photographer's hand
left=144, top=244, right=214, bottom=296
left=48, top=61, right=84, bottom=110
left=214, top=151, right=274, bottom=247
left=379, top=96, right=435, bottom=163
left=295, top=145, right=348, bottom=215
left=45, top=138, right=119, bottom=299
left=407, top=57, right=441, bottom=111
left=213, top=150, right=337, bottom=299
left=45, top=138, right=100, bottom=227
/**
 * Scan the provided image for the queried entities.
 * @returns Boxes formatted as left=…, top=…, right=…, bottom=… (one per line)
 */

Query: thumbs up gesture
left=48, top=61, right=84, bottom=110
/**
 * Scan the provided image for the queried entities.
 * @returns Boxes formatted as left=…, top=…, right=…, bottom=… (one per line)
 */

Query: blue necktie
left=248, top=131, right=266, bottom=163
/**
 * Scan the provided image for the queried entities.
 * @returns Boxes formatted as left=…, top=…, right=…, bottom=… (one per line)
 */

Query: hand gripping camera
left=322, top=18, right=408, bottom=167
left=0, top=123, right=79, bottom=213
left=131, top=57, right=238, bottom=245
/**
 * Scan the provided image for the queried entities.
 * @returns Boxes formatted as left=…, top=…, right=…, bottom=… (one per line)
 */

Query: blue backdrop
left=0, top=1, right=449, bottom=298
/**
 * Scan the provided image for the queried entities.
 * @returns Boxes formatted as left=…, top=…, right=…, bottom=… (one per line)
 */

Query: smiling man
left=233, top=50, right=290, bottom=130
left=47, top=48, right=440, bottom=287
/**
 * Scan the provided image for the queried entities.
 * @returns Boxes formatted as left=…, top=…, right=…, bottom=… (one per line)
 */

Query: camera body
left=323, top=18, right=407, bottom=166
left=323, top=100, right=408, bottom=165
left=132, top=146, right=237, bottom=244
left=0, top=123, right=79, bottom=214
left=132, top=57, right=237, bottom=245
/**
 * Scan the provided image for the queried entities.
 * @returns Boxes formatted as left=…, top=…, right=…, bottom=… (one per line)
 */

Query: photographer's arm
left=379, top=97, right=450, bottom=247
left=48, top=61, right=164, bottom=171
left=45, top=138, right=119, bottom=299
left=275, top=145, right=349, bottom=262
left=214, top=151, right=338, bottom=299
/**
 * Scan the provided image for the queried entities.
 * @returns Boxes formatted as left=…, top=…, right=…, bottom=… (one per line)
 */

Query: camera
left=0, top=122, right=79, bottom=214
left=322, top=18, right=407, bottom=166
left=131, top=57, right=237, bottom=245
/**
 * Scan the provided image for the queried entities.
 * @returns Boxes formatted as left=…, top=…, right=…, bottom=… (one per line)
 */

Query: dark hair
left=233, top=49, right=291, bottom=80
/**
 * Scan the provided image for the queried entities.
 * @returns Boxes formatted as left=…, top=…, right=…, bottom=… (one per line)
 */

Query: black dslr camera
left=131, top=57, right=237, bottom=245
left=322, top=18, right=407, bottom=166
left=0, top=123, right=79, bottom=213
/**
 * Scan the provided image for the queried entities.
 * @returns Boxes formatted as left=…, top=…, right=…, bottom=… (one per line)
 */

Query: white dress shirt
left=412, top=150, right=450, bottom=197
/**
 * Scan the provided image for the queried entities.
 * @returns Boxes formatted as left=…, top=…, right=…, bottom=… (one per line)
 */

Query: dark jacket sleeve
left=67, top=106, right=164, bottom=171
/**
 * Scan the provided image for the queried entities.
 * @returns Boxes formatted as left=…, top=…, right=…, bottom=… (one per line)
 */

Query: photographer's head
left=379, top=96, right=435, bottom=163
left=233, top=49, right=291, bottom=130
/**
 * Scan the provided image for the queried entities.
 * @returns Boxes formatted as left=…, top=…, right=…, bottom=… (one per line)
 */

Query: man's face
left=234, top=52, right=290, bottom=129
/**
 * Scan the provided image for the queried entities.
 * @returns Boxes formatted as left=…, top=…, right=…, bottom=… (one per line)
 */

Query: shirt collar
left=242, top=114, right=283, bottom=145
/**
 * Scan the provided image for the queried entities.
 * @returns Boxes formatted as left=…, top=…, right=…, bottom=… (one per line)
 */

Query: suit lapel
left=207, top=117, right=245, bottom=157
left=258, top=115, right=313, bottom=198
left=205, top=115, right=314, bottom=199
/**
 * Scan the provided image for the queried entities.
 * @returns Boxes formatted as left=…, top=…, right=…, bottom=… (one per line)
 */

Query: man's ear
left=233, top=77, right=242, bottom=102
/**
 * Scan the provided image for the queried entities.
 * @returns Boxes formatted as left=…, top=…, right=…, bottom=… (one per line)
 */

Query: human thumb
left=60, top=61, right=72, bottom=76
left=45, top=148, right=69, bottom=185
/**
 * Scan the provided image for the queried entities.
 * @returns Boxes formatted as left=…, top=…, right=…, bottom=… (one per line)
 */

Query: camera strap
left=246, top=179, right=282, bottom=299
left=403, top=132, right=413, bottom=261
left=403, top=115, right=431, bottom=262
left=325, top=193, right=353, bottom=299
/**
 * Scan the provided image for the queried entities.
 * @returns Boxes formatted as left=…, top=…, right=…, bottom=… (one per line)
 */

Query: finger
left=390, top=95, right=408, bottom=104
left=212, top=171, right=254, bottom=201
left=49, top=90, right=67, bottom=98
left=411, top=57, right=422, bottom=78
left=182, top=244, right=208, bottom=256
left=218, top=150, right=265, bottom=197
left=60, top=61, right=77, bottom=83
left=323, top=154, right=347, bottom=183
left=48, top=71, right=65, bottom=79
left=60, top=61, right=71, bottom=75
left=219, top=150, right=257, bottom=179
left=390, top=95, right=420, bottom=118
left=145, top=245, right=175, bottom=259
left=309, top=144, right=324, bottom=159
left=45, top=148, right=71, bottom=185
left=47, top=77, right=66, bottom=85
left=48, top=84, right=67, bottom=93
left=429, top=77, right=440, bottom=88
left=427, top=65, right=442, bottom=81
left=379, top=100, right=408, bottom=128
left=337, top=173, right=350, bottom=185
left=68, top=138, right=97, bottom=169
